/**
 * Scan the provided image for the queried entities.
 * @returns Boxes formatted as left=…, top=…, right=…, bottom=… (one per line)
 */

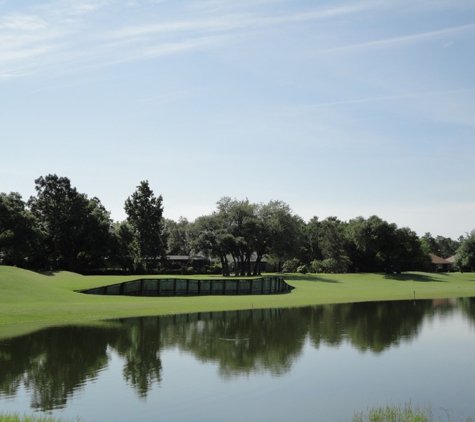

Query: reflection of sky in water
left=0, top=302, right=474, bottom=422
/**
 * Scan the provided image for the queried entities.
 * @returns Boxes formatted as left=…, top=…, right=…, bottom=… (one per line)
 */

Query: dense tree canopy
left=455, top=231, right=475, bottom=272
left=421, top=232, right=461, bottom=258
left=0, top=175, right=472, bottom=274
left=0, top=192, right=40, bottom=267
left=188, top=198, right=303, bottom=276
left=165, top=217, right=192, bottom=256
left=28, top=175, right=113, bottom=271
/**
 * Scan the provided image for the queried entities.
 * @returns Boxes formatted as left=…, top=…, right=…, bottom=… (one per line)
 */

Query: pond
left=1, top=298, right=474, bottom=422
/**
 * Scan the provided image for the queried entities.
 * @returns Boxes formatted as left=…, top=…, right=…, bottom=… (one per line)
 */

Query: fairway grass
left=1, top=265, right=475, bottom=339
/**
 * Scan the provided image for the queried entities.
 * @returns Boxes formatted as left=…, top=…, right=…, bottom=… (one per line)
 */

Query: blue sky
left=1, top=0, right=474, bottom=239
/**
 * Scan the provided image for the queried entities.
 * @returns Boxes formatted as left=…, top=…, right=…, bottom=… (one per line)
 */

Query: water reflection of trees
left=458, top=297, right=475, bottom=326
left=1, top=298, right=473, bottom=410
left=112, top=317, right=163, bottom=398
left=171, top=309, right=307, bottom=379
left=307, top=301, right=433, bottom=353
left=0, top=326, right=119, bottom=411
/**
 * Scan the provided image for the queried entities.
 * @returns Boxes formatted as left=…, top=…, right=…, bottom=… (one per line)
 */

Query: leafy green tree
left=366, top=216, right=399, bottom=272
left=0, top=192, right=41, bottom=267
left=421, top=232, right=440, bottom=256
left=303, top=216, right=350, bottom=273
left=28, top=175, right=77, bottom=269
left=301, top=216, right=324, bottom=264
left=216, top=197, right=259, bottom=276
left=345, top=215, right=402, bottom=272
left=76, top=197, right=116, bottom=270
left=421, top=232, right=460, bottom=258
left=189, top=198, right=303, bottom=276
left=124, top=181, right=166, bottom=272
left=189, top=213, right=233, bottom=276
left=345, top=216, right=430, bottom=272
left=28, top=174, right=113, bottom=271
left=455, top=230, right=475, bottom=272
left=258, top=201, right=305, bottom=274
left=109, top=221, right=138, bottom=272
left=304, top=216, right=353, bottom=273
left=435, top=235, right=460, bottom=258
left=393, top=226, right=431, bottom=271
left=320, top=217, right=349, bottom=263
left=165, top=217, right=192, bottom=256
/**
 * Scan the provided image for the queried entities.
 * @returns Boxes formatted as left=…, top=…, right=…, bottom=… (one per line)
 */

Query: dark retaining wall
left=77, top=277, right=293, bottom=297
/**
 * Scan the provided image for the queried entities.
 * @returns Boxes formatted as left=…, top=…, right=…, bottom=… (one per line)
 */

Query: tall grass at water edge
left=353, top=403, right=474, bottom=422
left=0, top=414, right=83, bottom=422
left=1, top=404, right=474, bottom=422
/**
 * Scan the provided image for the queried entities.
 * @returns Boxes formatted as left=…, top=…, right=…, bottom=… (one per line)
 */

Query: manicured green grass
left=1, top=265, right=475, bottom=339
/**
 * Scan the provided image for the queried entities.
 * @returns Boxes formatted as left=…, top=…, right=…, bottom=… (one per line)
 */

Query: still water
left=1, top=298, right=475, bottom=422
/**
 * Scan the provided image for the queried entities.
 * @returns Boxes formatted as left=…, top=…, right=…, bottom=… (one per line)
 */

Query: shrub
left=208, top=263, right=222, bottom=274
left=310, top=260, right=325, bottom=273
left=180, top=266, right=194, bottom=275
left=282, top=258, right=300, bottom=273
left=297, top=265, right=308, bottom=274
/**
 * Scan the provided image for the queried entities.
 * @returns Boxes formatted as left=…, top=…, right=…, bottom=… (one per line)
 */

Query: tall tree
left=455, top=230, right=475, bottom=272
left=421, top=233, right=460, bottom=258
left=165, top=217, right=192, bottom=256
left=28, top=175, right=78, bottom=269
left=76, top=196, right=114, bottom=270
left=302, top=216, right=324, bottom=264
left=393, top=226, right=431, bottom=272
left=0, top=192, right=41, bottom=267
left=306, top=216, right=354, bottom=273
left=124, top=181, right=166, bottom=271
left=109, top=221, right=137, bottom=272
left=259, top=201, right=305, bottom=274
left=191, top=198, right=304, bottom=276
left=346, top=216, right=430, bottom=273
left=28, top=174, right=113, bottom=271
left=189, top=213, right=233, bottom=276
left=216, top=197, right=259, bottom=276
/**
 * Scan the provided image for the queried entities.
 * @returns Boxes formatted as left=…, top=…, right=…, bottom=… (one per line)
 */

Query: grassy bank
left=0, top=414, right=81, bottom=422
left=1, top=265, right=475, bottom=338
left=1, top=403, right=473, bottom=422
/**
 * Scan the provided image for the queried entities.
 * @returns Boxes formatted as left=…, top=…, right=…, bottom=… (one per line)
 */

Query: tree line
left=1, top=174, right=474, bottom=274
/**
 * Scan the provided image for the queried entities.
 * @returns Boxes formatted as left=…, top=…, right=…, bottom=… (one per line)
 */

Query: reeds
left=353, top=403, right=474, bottom=422
left=0, top=414, right=83, bottom=422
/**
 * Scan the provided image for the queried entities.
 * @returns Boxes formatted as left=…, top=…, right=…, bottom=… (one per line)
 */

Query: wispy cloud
left=108, top=2, right=375, bottom=39
left=0, top=0, right=378, bottom=79
left=305, top=88, right=475, bottom=108
left=297, top=88, right=475, bottom=128
left=136, top=88, right=199, bottom=103
left=0, top=14, right=48, bottom=30
left=102, top=35, right=223, bottom=66
left=316, top=23, right=475, bottom=54
left=1, top=0, right=474, bottom=81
